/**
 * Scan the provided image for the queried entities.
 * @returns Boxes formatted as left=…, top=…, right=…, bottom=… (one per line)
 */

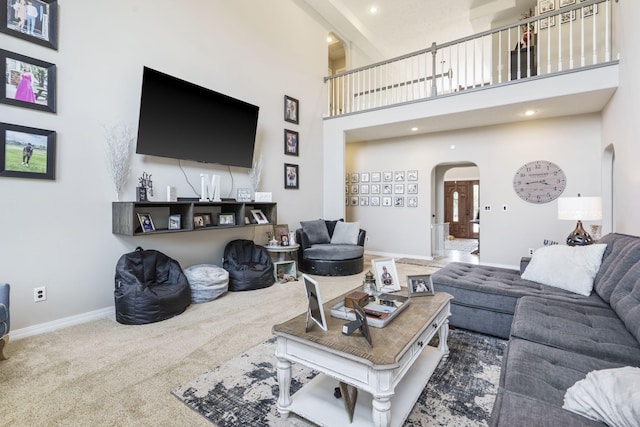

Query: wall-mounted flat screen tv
left=135, top=67, right=259, bottom=168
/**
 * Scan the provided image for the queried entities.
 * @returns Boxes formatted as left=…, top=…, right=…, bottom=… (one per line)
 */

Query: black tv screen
left=135, top=67, right=259, bottom=168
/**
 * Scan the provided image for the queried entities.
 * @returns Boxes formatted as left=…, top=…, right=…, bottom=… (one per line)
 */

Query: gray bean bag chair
left=184, top=264, right=229, bottom=303
left=223, top=239, right=274, bottom=291
left=114, top=247, right=191, bottom=325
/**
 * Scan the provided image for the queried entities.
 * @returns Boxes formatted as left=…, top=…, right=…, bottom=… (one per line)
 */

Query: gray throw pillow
left=330, top=221, right=360, bottom=245
left=300, top=219, right=330, bottom=244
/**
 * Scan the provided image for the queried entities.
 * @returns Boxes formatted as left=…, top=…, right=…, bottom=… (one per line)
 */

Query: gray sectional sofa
left=431, top=233, right=640, bottom=426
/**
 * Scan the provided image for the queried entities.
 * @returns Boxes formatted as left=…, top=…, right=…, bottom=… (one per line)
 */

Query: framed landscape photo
left=0, top=122, right=55, bottom=180
left=1, top=49, right=56, bottom=112
left=284, top=129, right=298, bottom=156
left=0, top=0, right=58, bottom=49
left=284, top=163, right=299, bottom=189
left=407, top=275, right=435, bottom=297
left=371, top=258, right=401, bottom=292
left=284, top=95, right=299, bottom=124
left=137, top=213, right=155, bottom=232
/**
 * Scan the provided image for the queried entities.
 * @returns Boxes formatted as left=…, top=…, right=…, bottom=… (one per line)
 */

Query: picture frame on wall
left=538, top=0, right=555, bottom=13
left=0, top=122, right=56, bottom=180
left=559, top=0, right=575, bottom=7
left=284, top=95, right=299, bottom=124
left=0, top=0, right=58, bottom=49
left=561, top=10, right=576, bottom=23
left=284, top=129, right=299, bottom=156
left=284, top=163, right=299, bottom=189
left=1, top=49, right=56, bottom=113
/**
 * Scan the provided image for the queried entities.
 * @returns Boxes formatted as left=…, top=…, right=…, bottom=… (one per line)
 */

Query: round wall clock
left=513, top=160, right=566, bottom=204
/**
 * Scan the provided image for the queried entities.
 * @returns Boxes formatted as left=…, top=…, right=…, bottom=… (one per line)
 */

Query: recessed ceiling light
left=523, top=109, right=536, bottom=116
left=369, top=6, right=378, bottom=14
left=326, top=36, right=333, bottom=43
left=411, top=127, right=418, bottom=132
left=450, top=145, right=456, bottom=150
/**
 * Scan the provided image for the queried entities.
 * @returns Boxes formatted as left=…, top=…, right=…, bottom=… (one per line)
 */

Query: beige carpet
left=0, top=258, right=442, bottom=427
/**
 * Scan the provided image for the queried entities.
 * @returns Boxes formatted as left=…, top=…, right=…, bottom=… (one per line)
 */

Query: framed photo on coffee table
left=407, top=274, right=435, bottom=297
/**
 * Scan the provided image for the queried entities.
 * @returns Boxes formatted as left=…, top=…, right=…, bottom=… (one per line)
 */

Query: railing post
left=431, top=42, right=438, bottom=97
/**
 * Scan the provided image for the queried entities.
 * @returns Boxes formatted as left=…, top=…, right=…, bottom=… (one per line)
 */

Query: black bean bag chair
left=114, top=247, right=191, bottom=325
left=223, top=239, right=275, bottom=291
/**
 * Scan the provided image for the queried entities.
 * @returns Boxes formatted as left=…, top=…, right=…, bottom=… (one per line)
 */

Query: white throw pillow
left=330, top=221, right=360, bottom=245
left=563, top=367, right=640, bottom=427
left=521, top=244, right=606, bottom=296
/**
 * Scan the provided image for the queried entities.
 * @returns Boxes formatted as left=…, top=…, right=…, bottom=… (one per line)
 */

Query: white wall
left=602, top=0, right=640, bottom=235
left=344, top=114, right=602, bottom=265
left=0, top=0, right=329, bottom=330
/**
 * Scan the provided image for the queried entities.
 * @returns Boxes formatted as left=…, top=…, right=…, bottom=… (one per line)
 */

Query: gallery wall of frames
left=0, top=0, right=58, bottom=181
left=346, top=170, right=419, bottom=208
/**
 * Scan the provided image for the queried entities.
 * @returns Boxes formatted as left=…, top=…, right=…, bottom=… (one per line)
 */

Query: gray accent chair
left=0, top=283, right=10, bottom=360
left=431, top=233, right=640, bottom=426
left=296, top=219, right=366, bottom=276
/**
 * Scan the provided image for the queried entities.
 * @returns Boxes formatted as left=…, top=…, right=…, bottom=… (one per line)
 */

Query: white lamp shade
left=558, top=197, right=602, bottom=221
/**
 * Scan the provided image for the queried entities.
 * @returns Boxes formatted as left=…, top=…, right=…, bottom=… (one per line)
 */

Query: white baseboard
left=12, top=306, right=115, bottom=341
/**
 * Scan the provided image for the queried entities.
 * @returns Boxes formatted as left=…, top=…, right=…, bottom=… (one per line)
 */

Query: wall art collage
left=346, top=170, right=419, bottom=208
left=283, top=95, right=299, bottom=189
left=0, top=0, right=58, bottom=181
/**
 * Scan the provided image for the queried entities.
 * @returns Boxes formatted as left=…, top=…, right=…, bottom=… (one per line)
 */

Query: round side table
left=265, top=243, right=300, bottom=262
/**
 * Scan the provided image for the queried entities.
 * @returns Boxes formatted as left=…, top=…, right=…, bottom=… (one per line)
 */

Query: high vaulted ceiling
left=300, top=0, right=538, bottom=62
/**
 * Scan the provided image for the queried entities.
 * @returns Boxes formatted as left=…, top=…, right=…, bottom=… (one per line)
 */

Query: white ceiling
left=301, top=0, right=539, bottom=61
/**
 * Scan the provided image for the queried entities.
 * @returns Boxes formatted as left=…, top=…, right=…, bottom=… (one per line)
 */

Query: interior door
left=444, top=181, right=477, bottom=239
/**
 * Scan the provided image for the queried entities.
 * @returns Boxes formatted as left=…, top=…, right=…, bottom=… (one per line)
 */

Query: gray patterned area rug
left=172, top=330, right=506, bottom=427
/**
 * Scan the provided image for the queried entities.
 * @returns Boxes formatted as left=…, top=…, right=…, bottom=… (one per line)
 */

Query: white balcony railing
left=325, top=0, right=617, bottom=117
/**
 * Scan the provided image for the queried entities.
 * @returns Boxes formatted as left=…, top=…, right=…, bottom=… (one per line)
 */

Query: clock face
left=513, top=160, right=566, bottom=204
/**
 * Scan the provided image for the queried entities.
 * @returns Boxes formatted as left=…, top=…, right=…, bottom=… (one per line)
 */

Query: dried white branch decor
left=103, top=122, right=134, bottom=201
left=249, top=154, right=262, bottom=193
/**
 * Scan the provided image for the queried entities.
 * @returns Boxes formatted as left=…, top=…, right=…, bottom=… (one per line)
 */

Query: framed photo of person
left=202, top=213, right=213, bottom=226
left=284, top=129, right=299, bottom=156
left=168, top=214, right=181, bottom=230
left=0, top=122, right=56, bottom=180
left=218, top=213, right=235, bottom=225
left=303, top=274, right=327, bottom=332
left=193, top=214, right=206, bottom=228
left=1, top=49, right=56, bottom=113
left=137, top=213, right=155, bottom=232
left=250, top=209, right=269, bottom=224
left=371, top=258, right=401, bottom=292
left=284, top=95, right=299, bottom=124
left=407, top=275, right=435, bottom=297
left=284, top=163, right=299, bottom=189
left=0, top=0, right=58, bottom=49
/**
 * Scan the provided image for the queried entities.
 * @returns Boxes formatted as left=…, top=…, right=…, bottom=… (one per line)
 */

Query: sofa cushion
left=563, top=366, right=640, bottom=426
left=521, top=244, right=607, bottom=296
left=330, top=221, right=360, bottom=245
left=300, top=219, right=331, bottom=245
left=304, top=244, right=364, bottom=261
left=431, top=262, right=594, bottom=315
left=510, top=296, right=640, bottom=366
left=592, top=233, right=640, bottom=344
left=500, top=338, right=623, bottom=407
left=491, top=389, right=606, bottom=427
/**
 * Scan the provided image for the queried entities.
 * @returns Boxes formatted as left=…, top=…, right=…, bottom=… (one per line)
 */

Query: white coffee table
left=273, top=291, right=452, bottom=427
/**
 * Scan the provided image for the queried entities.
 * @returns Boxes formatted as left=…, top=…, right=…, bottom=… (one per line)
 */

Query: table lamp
left=557, top=196, right=602, bottom=246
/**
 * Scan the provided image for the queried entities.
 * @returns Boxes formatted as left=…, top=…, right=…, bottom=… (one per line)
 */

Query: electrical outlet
left=528, top=248, right=535, bottom=255
left=484, top=205, right=492, bottom=211
left=34, top=286, right=47, bottom=302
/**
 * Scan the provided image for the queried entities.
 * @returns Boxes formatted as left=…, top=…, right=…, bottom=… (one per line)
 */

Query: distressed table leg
left=276, top=357, right=292, bottom=418
left=439, top=319, right=450, bottom=358
left=371, top=395, right=392, bottom=427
